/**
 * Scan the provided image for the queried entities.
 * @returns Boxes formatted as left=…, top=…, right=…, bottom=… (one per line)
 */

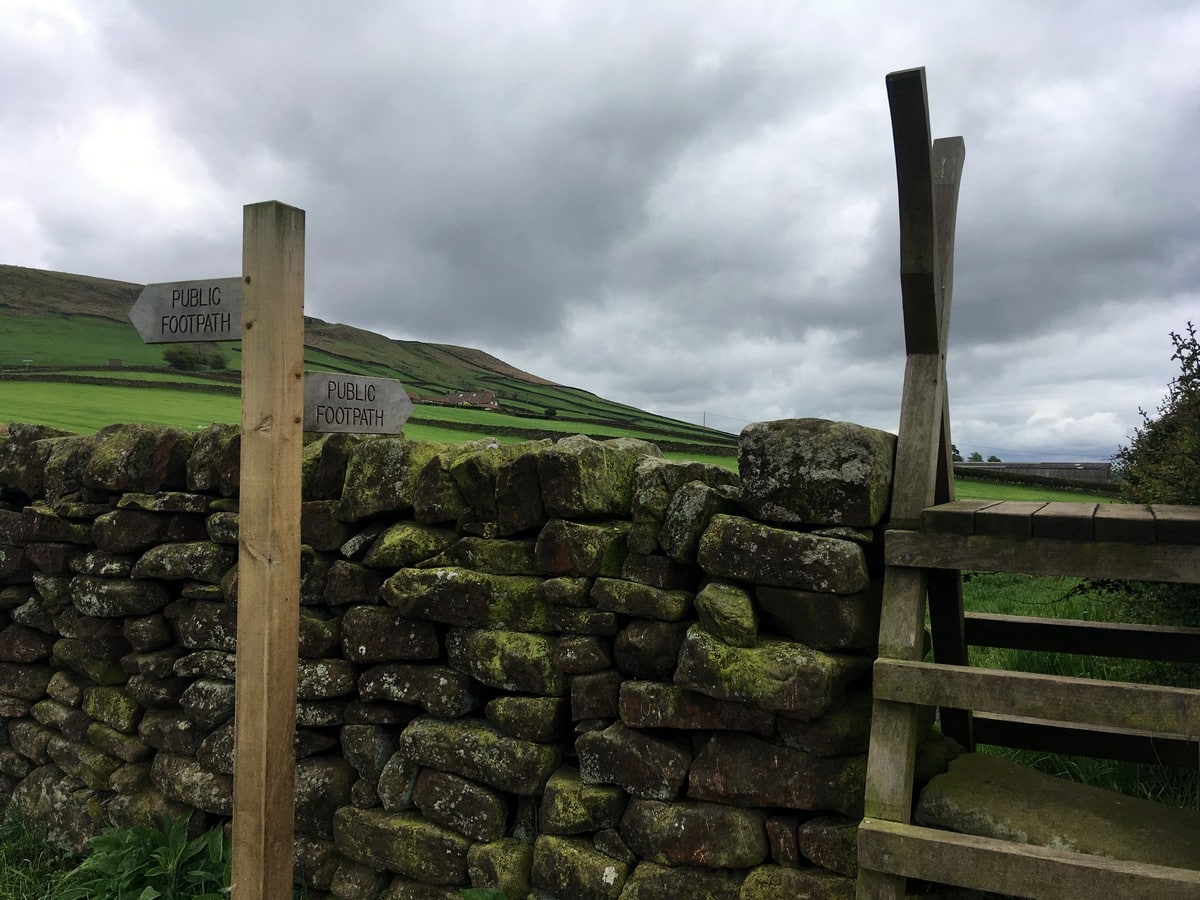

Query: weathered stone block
left=688, top=733, right=866, bottom=817
left=324, top=559, right=383, bottom=606
left=396, top=715, right=560, bottom=796
left=0, top=661, right=53, bottom=699
left=798, top=814, right=859, bottom=877
left=739, top=419, right=895, bottom=526
left=358, top=663, right=480, bottom=717
left=537, top=435, right=661, bottom=519
left=467, top=839, right=533, bottom=900
left=915, top=752, right=1200, bottom=870
left=341, top=606, right=439, bottom=663
left=338, top=438, right=447, bottom=522
left=539, top=765, right=626, bottom=835
left=31, top=698, right=91, bottom=741
left=82, top=686, right=141, bottom=733
left=70, top=575, right=171, bottom=617
left=619, top=552, right=695, bottom=590
left=86, top=722, right=152, bottom=764
left=295, top=756, right=356, bottom=839
left=619, top=798, right=768, bottom=868
left=446, top=627, right=567, bottom=696
left=179, top=678, right=235, bottom=730
left=163, top=600, right=237, bottom=652
left=757, top=582, right=882, bottom=650
left=618, top=681, right=775, bottom=736
left=413, top=768, right=509, bottom=842
left=83, top=424, right=194, bottom=493
left=494, top=449, right=547, bottom=536
left=301, top=432, right=363, bottom=501
left=381, top=567, right=552, bottom=632
left=674, top=625, right=870, bottom=718
left=571, top=670, right=622, bottom=721
left=484, top=695, right=569, bottom=743
left=620, top=861, right=743, bottom=899
left=535, top=519, right=628, bottom=577
left=91, top=509, right=171, bottom=552
left=448, top=439, right=551, bottom=528
left=333, top=806, right=471, bottom=885
left=132, top=541, right=234, bottom=583
left=612, top=619, right=690, bottom=679
left=24, top=542, right=76, bottom=575
left=71, top=550, right=136, bottom=578
left=419, top=536, right=540, bottom=575
left=553, top=635, right=612, bottom=674
left=47, top=734, right=122, bottom=789
left=698, top=515, right=870, bottom=593
left=0, top=623, right=54, bottom=662
left=739, top=865, right=856, bottom=899
left=766, top=813, right=802, bottom=866
left=777, top=690, right=872, bottom=757
left=694, top=581, right=757, bottom=646
left=363, top=522, right=458, bottom=568
left=151, top=752, right=232, bottom=815
left=531, top=834, right=630, bottom=900
left=12, top=764, right=106, bottom=855
left=123, top=613, right=173, bottom=653
left=659, top=481, right=741, bottom=564
left=341, top=724, right=402, bottom=785
left=106, top=787, right=196, bottom=832
left=591, top=578, right=692, bottom=622
left=576, top=722, right=690, bottom=800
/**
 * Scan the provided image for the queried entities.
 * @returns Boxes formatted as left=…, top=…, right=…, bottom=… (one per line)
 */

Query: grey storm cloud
left=3, top=0, right=1198, bottom=460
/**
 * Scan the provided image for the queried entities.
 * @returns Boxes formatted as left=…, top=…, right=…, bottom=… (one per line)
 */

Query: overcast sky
left=3, top=1, right=1197, bottom=460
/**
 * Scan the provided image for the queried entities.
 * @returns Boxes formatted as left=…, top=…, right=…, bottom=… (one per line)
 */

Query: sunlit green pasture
left=953, top=477, right=1114, bottom=504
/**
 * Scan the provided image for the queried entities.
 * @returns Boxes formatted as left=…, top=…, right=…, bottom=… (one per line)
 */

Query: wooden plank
left=972, top=713, right=1199, bottom=768
left=973, top=501, right=1047, bottom=539
left=928, top=568, right=972, bottom=749
left=231, top=201, right=306, bottom=900
left=965, top=612, right=1200, bottom=663
left=1095, top=503, right=1156, bottom=543
left=886, top=530, right=1200, bottom=583
left=864, top=568, right=931, bottom=821
left=1032, top=502, right=1097, bottom=541
left=873, top=659, right=1200, bottom=736
left=1152, top=505, right=1200, bottom=544
left=887, top=67, right=940, bottom=358
left=931, top=135, right=965, bottom=341
left=858, top=819, right=1200, bottom=899
left=919, top=500, right=999, bottom=535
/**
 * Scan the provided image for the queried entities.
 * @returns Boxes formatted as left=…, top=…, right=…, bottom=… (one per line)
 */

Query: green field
left=954, top=477, right=1114, bottom=503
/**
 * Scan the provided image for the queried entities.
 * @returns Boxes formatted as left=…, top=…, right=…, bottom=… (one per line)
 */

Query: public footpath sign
left=303, top=373, right=413, bottom=434
left=128, top=277, right=243, bottom=343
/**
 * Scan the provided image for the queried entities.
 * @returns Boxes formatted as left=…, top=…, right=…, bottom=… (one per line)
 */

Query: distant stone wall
left=0, top=418, right=947, bottom=898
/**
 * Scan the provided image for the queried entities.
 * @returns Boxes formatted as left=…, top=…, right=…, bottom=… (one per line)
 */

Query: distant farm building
left=427, top=390, right=499, bottom=409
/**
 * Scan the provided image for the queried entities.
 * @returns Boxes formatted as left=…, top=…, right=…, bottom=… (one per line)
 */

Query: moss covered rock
left=619, top=798, right=767, bottom=868
left=674, top=625, right=870, bottom=718
left=537, top=434, right=661, bottom=519
left=739, top=418, right=895, bottom=527
left=333, top=806, right=471, bottom=885
left=338, top=438, right=447, bottom=522
left=362, top=522, right=458, bottom=568
left=446, top=627, right=567, bottom=696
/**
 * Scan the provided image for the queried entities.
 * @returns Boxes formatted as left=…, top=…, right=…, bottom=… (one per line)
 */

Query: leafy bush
left=162, top=344, right=228, bottom=372
left=50, top=817, right=230, bottom=900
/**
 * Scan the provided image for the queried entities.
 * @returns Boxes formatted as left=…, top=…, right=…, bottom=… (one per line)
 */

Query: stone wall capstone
left=0, top=418, right=957, bottom=899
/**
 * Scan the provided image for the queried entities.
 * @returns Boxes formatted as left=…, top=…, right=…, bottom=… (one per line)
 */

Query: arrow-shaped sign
left=303, top=373, right=413, bottom=434
left=129, top=277, right=243, bottom=343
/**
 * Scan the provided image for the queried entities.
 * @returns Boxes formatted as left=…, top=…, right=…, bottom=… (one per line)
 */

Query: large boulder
left=738, top=419, right=895, bottom=526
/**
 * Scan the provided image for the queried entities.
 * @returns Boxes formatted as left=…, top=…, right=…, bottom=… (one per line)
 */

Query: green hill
left=0, top=264, right=737, bottom=459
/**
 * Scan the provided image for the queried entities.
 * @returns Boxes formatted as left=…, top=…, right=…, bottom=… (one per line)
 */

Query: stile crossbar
left=857, top=68, right=1200, bottom=899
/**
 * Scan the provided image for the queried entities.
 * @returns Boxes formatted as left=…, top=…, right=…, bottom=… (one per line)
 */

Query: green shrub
left=50, top=817, right=230, bottom=900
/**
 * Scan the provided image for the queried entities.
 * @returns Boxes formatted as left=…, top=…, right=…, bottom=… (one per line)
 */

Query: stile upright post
left=231, top=201, right=306, bottom=900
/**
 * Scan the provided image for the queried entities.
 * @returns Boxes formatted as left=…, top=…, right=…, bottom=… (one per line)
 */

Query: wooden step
left=859, top=819, right=1200, bottom=899
left=873, top=658, right=1200, bottom=737
left=917, top=500, right=1200, bottom=544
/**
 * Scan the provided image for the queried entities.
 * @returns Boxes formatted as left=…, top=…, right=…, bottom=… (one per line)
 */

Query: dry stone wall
left=0, top=418, right=953, bottom=899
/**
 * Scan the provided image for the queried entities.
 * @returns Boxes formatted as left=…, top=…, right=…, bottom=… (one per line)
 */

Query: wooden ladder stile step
left=886, top=529, right=1200, bottom=583
left=971, top=713, right=1199, bottom=768
left=872, top=658, right=1200, bottom=737
left=858, top=819, right=1200, bottom=899
left=964, top=612, right=1200, bottom=662
left=1095, top=503, right=1156, bottom=543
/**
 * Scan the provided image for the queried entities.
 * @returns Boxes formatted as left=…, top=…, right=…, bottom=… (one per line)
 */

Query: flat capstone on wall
left=0, top=418, right=959, bottom=899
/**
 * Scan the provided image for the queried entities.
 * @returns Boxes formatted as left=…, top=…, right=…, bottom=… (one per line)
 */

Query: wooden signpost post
left=129, top=201, right=410, bottom=898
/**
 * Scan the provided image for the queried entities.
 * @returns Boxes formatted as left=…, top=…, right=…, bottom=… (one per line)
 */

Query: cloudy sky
left=3, top=1, right=1197, bottom=460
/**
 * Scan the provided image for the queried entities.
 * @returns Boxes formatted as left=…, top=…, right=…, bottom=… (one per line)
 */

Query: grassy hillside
left=0, top=264, right=736, bottom=454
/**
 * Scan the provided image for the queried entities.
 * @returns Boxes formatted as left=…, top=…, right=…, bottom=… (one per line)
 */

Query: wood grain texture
left=886, top=529, right=1200, bottom=583
left=873, top=659, right=1200, bottom=736
left=965, top=612, right=1200, bottom=662
left=972, top=713, right=1198, bottom=768
left=858, top=819, right=1200, bottom=899
left=231, top=201, right=306, bottom=900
